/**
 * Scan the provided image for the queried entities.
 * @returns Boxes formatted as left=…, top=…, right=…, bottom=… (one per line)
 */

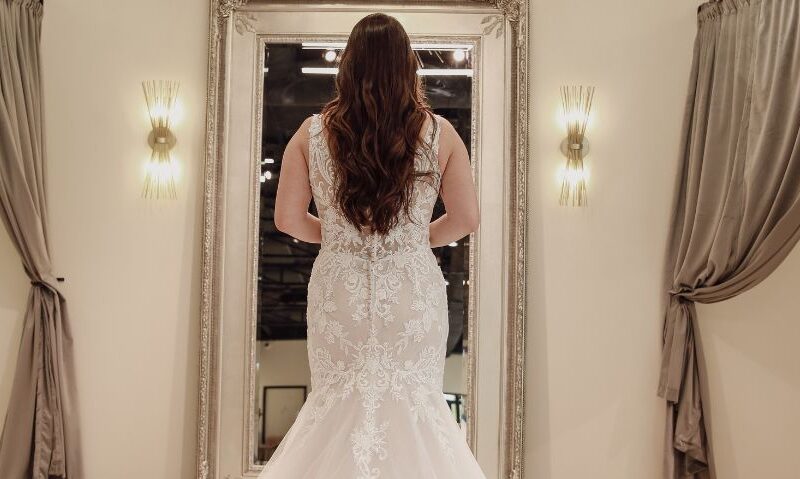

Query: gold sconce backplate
left=559, top=137, right=590, bottom=158
left=147, top=129, right=178, bottom=150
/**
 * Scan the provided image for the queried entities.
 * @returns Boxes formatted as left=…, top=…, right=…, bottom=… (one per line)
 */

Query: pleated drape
left=0, top=0, right=82, bottom=477
left=660, top=0, right=800, bottom=477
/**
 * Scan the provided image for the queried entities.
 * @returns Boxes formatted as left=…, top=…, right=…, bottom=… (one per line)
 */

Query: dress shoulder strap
left=307, top=113, right=336, bottom=194
left=309, top=113, right=324, bottom=137
left=423, top=113, right=443, bottom=177
left=430, top=113, right=442, bottom=158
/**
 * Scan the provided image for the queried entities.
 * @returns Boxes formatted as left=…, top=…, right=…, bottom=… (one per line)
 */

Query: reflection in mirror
left=254, top=40, right=474, bottom=464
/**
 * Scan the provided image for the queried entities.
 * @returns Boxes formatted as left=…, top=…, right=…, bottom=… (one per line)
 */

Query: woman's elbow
left=274, top=212, right=290, bottom=233
left=465, top=212, right=480, bottom=233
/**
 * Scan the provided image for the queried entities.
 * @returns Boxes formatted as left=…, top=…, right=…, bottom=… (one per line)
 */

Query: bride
left=266, top=12, right=483, bottom=478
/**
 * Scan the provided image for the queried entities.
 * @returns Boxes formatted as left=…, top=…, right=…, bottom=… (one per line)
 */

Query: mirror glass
left=254, top=40, right=474, bottom=464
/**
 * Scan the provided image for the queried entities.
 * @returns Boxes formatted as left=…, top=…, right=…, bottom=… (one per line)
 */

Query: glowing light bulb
left=557, top=164, right=590, bottom=184
left=453, top=49, right=466, bottom=62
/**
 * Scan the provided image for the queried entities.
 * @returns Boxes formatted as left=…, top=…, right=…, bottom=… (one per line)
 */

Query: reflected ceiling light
left=323, top=50, right=337, bottom=62
left=302, top=67, right=339, bottom=75
left=412, top=43, right=474, bottom=51
left=452, top=49, right=467, bottom=62
left=302, top=41, right=346, bottom=49
left=259, top=170, right=273, bottom=183
left=301, top=41, right=474, bottom=51
left=448, top=241, right=458, bottom=247
left=417, top=68, right=472, bottom=77
left=302, top=67, right=472, bottom=77
left=262, top=158, right=274, bottom=164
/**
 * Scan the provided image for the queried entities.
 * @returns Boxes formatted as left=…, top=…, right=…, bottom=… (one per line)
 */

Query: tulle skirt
left=258, top=386, right=486, bottom=479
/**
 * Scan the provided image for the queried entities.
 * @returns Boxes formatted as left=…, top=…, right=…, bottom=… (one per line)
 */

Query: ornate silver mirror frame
left=197, top=1, right=529, bottom=478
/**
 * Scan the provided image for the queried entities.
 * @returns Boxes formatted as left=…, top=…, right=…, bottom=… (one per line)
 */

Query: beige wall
left=0, top=0, right=792, bottom=478
left=257, top=340, right=312, bottom=390
left=526, top=1, right=697, bottom=477
left=697, top=247, right=800, bottom=479
left=527, top=2, right=800, bottom=479
left=37, top=0, right=208, bottom=477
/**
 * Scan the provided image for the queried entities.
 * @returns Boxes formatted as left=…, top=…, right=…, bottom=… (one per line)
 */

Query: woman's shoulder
left=296, top=114, right=322, bottom=139
left=431, top=114, right=457, bottom=143
left=430, top=112, right=454, bottom=131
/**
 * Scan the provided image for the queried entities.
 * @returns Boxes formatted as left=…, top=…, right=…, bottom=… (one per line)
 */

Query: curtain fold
left=660, top=0, right=800, bottom=477
left=0, top=0, right=82, bottom=477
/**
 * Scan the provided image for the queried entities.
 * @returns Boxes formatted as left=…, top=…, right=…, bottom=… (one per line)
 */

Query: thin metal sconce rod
left=559, top=85, right=595, bottom=207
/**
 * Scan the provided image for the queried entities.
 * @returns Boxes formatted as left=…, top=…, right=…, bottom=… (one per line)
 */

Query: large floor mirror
left=255, top=38, right=476, bottom=464
left=198, top=2, right=528, bottom=479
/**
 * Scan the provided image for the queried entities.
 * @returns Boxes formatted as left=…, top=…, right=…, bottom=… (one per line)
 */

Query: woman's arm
left=274, top=117, right=323, bottom=243
left=429, top=117, right=480, bottom=248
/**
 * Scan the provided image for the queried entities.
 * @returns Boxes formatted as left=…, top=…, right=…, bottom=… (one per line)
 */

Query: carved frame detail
left=198, top=1, right=529, bottom=478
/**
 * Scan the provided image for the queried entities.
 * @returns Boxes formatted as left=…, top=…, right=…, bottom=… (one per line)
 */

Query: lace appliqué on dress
left=294, top=113, right=452, bottom=478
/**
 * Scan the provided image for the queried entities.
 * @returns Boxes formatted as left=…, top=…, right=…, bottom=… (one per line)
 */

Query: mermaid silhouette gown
left=258, top=113, right=486, bottom=479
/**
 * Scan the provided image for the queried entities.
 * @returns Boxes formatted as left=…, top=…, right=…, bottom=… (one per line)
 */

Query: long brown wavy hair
left=320, top=13, right=439, bottom=236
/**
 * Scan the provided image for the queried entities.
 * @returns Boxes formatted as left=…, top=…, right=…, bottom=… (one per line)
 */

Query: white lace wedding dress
left=258, top=113, right=486, bottom=479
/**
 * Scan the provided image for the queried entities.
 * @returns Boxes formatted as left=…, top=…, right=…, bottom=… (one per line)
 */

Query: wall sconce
left=142, top=80, right=180, bottom=199
left=559, top=85, right=595, bottom=206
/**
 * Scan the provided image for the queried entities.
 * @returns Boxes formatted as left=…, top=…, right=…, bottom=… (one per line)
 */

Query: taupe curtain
left=0, top=0, right=82, bottom=477
left=660, top=0, right=800, bottom=477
